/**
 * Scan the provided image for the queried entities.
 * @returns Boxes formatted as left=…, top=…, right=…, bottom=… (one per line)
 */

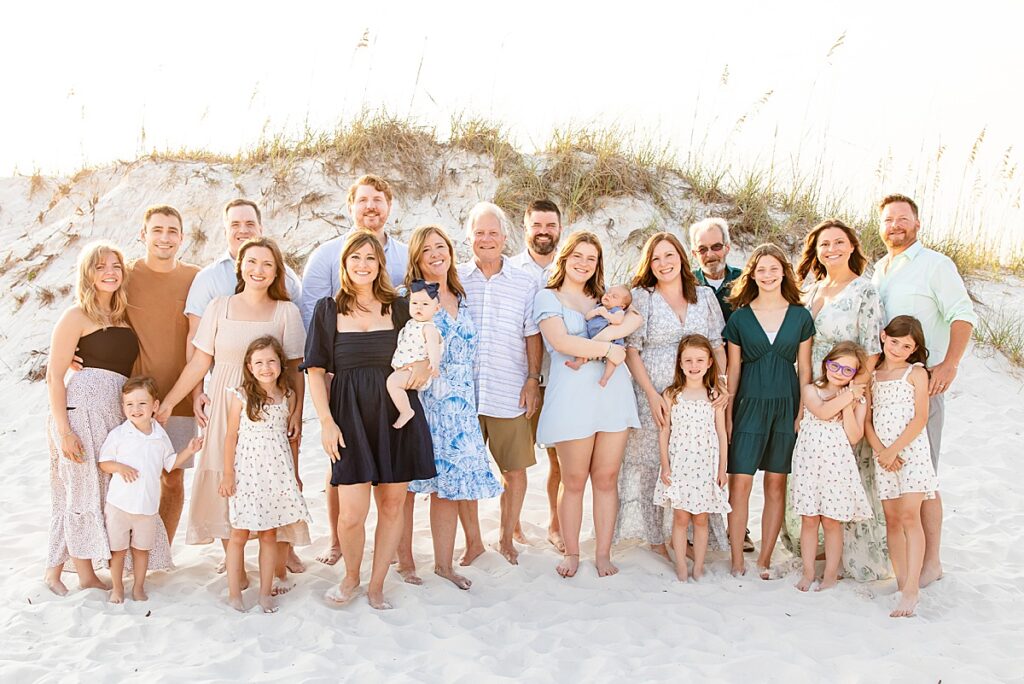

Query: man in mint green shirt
left=872, top=193, right=977, bottom=588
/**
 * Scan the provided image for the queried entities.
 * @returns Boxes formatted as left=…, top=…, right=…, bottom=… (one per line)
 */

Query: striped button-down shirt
left=509, top=250, right=554, bottom=386
left=872, top=240, right=978, bottom=364
left=459, top=257, right=540, bottom=418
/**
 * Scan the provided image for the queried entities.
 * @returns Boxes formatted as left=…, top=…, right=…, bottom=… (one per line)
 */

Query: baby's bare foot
left=595, top=556, right=619, bottom=577
left=392, top=410, right=415, bottom=429
left=434, top=567, right=472, bottom=590
left=459, top=543, right=485, bottom=566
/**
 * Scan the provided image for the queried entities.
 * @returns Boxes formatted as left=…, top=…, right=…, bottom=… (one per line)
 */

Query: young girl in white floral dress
left=790, top=341, right=873, bottom=592
left=219, top=336, right=311, bottom=614
left=653, top=334, right=731, bottom=582
left=865, top=315, right=937, bottom=618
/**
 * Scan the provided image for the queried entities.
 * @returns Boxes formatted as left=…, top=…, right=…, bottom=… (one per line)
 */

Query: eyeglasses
left=825, top=360, right=857, bottom=377
left=696, top=243, right=725, bottom=255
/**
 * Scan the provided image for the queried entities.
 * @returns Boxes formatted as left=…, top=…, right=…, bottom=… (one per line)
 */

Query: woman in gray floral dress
left=617, top=233, right=728, bottom=558
left=784, top=219, right=891, bottom=581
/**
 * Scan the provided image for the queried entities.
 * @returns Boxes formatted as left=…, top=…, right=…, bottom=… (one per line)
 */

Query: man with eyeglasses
left=688, top=218, right=742, bottom=321
left=871, top=193, right=976, bottom=589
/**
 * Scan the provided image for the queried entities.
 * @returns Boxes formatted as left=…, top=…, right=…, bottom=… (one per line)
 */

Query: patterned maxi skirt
left=46, top=368, right=173, bottom=571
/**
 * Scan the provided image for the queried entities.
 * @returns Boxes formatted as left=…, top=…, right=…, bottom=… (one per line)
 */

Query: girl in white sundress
left=387, top=280, right=442, bottom=429
left=791, top=341, right=873, bottom=593
left=865, top=315, right=937, bottom=619
left=219, top=336, right=311, bottom=614
left=654, top=334, right=731, bottom=582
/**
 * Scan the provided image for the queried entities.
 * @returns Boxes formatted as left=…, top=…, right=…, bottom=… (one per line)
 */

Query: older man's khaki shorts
left=479, top=414, right=537, bottom=473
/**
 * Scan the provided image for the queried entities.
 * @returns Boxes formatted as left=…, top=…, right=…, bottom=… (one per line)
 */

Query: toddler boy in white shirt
left=99, top=376, right=202, bottom=603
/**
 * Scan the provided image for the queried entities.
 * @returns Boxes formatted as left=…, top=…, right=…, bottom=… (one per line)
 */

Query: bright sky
left=3, top=0, right=1022, bottom=245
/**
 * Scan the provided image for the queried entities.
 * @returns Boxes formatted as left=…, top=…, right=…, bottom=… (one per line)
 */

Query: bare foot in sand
left=285, top=548, right=305, bottom=573
left=816, top=577, right=838, bottom=592
left=459, top=542, right=485, bottom=566
left=392, top=410, right=415, bottom=429
left=692, top=564, right=704, bottom=581
left=259, top=596, right=278, bottom=614
left=79, top=577, right=111, bottom=591
left=271, top=578, right=295, bottom=596
left=396, top=564, right=423, bottom=586
left=513, top=525, right=527, bottom=545
left=132, top=586, right=149, bottom=602
left=496, top=541, right=519, bottom=565
left=596, top=556, right=619, bottom=577
left=675, top=566, right=689, bottom=582
left=324, top=578, right=361, bottom=605
left=556, top=554, right=579, bottom=578
left=435, top=567, right=471, bottom=590
left=109, top=588, right=124, bottom=604
left=731, top=563, right=747, bottom=577
left=216, top=559, right=227, bottom=574
left=757, top=565, right=777, bottom=581
left=367, top=590, right=393, bottom=610
left=227, top=595, right=247, bottom=612
left=45, top=578, right=69, bottom=597
left=920, top=564, right=943, bottom=588
left=547, top=529, right=565, bottom=553
left=795, top=575, right=815, bottom=592
left=890, top=591, right=918, bottom=618
left=651, top=544, right=671, bottom=562
left=316, top=545, right=342, bottom=566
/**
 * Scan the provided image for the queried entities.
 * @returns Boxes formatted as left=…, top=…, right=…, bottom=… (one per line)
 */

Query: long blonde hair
left=75, top=241, right=129, bottom=326
left=404, top=224, right=467, bottom=298
left=545, top=231, right=605, bottom=299
left=335, top=230, right=398, bottom=315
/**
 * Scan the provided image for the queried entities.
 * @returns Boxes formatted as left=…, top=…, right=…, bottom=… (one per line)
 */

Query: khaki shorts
left=479, top=414, right=537, bottom=473
left=105, top=503, right=158, bottom=551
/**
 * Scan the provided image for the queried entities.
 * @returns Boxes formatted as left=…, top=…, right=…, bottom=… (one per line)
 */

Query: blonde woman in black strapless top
left=44, top=241, right=176, bottom=596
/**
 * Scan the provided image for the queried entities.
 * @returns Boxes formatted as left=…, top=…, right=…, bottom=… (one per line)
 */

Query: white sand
left=2, top=165, right=1023, bottom=681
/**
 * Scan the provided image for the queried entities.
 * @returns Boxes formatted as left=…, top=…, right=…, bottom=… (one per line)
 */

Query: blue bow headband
left=409, top=279, right=440, bottom=300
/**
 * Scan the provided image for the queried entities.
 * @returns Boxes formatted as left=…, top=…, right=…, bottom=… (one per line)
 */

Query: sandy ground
left=1, top=340, right=1022, bottom=683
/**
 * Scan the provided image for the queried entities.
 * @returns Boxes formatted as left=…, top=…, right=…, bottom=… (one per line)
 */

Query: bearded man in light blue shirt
left=872, top=193, right=977, bottom=588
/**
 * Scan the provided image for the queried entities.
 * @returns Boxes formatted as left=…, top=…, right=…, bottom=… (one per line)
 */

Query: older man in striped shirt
left=458, top=202, right=543, bottom=565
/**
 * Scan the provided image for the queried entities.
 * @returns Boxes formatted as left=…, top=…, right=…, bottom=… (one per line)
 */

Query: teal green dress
left=724, top=305, right=815, bottom=474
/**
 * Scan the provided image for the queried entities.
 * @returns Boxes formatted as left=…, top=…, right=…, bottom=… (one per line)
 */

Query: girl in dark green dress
left=723, top=244, right=814, bottom=579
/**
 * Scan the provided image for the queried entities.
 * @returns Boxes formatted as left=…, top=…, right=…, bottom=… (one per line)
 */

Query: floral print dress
left=652, top=398, right=731, bottom=515
left=781, top=276, right=891, bottom=581
left=616, top=286, right=728, bottom=547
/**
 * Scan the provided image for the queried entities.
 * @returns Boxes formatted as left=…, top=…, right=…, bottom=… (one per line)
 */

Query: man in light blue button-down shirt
left=872, top=193, right=977, bottom=588
left=299, top=174, right=409, bottom=330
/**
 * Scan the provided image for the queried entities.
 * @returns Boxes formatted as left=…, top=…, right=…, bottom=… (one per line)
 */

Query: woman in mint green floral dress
left=782, top=220, right=891, bottom=582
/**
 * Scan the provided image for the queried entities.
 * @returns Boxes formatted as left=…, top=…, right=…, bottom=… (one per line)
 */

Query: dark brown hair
left=240, top=336, right=292, bottom=422
left=404, top=224, right=467, bottom=299
left=546, top=231, right=605, bottom=300
left=335, top=230, right=398, bottom=315
left=223, top=198, right=261, bottom=224
left=234, top=238, right=290, bottom=301
left=878, top=194, right=919, bottom=219
left=813, top=341, right=869, bottom=388
left=664, top=334, right=722, bottom=403
left=727, top=243, right=803, bottom=308
left=121, top=375, right=160, bottom=399
left=143, top=205, right=182, bottom=230
left=630, top=232, right=698, bottom=304
left=525, top=199, right=562, bottom=224
left=346, top=174, right=393, bottom=205
left=880, top=315, right=929, bottom=367
left=796, top=218, right=868, bottom=281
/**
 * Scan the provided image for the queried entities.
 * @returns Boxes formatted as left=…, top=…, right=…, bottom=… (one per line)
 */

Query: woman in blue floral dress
left=396, top=226, right=503, bottom=590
